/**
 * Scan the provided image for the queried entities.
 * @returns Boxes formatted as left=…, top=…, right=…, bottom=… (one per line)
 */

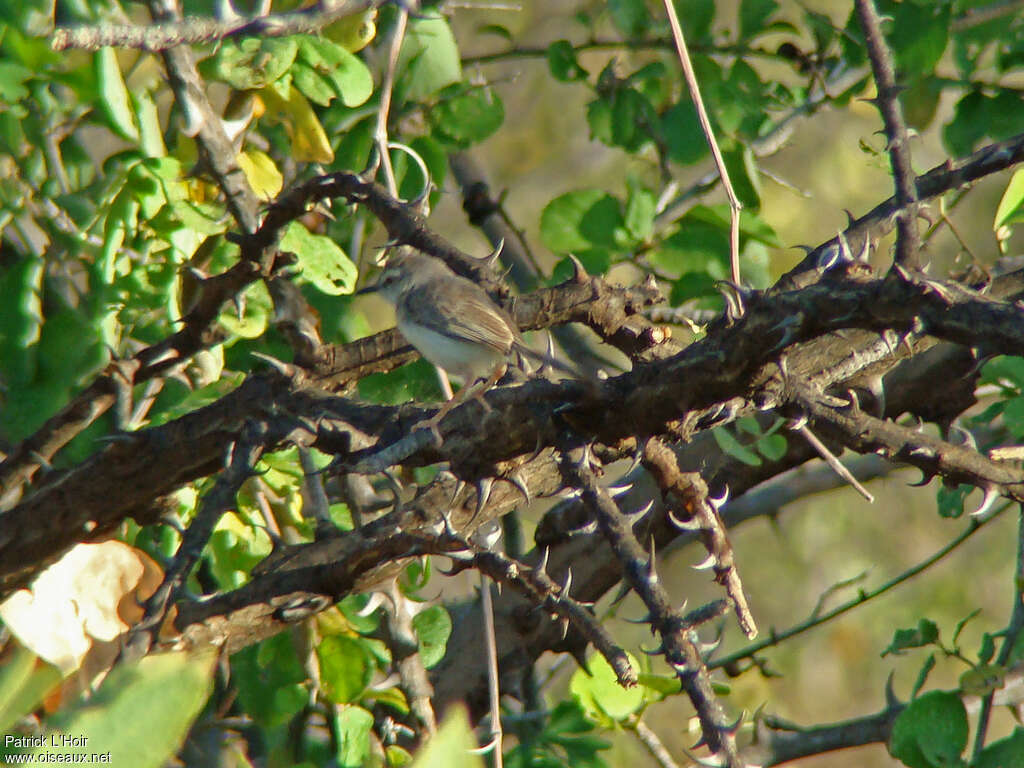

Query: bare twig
left=791, top=423, right=875, bottom=503
left=711, top=513, right=998, bottom=673
left=661, top=0, right=742, bottom=284
left=52, top=2, right=374, bottom=51
left=854, top=0, right=921, bottom=269
left=970, top=504, right=1024, bottom=760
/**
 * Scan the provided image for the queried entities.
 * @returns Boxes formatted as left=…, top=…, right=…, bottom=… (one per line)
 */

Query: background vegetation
left=1, top=0, right=1024, bottom=766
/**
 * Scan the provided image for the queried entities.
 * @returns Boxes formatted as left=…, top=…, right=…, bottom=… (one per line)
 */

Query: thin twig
left=630, top=717, right=682, bottom=768
left=52, top=2, right=374, bottom=51
left=480, top=575, right=504, bottom=768
left=711, top=513, right=999, bottom=673
left=792, top=423, right=875, bottom=503
left=854, top=0, right=921, bottom=269
left=661, top=0, right=742, bottom=284
left=970, top=503, right=1024, bottom=760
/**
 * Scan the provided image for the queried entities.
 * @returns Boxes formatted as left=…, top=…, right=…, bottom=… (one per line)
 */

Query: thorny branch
left=854, top=0, right=922, bottom=269
left=560, top=440, right=745, bottom=768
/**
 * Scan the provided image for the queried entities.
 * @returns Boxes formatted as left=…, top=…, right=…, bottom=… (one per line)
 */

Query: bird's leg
left=413, top=364, right=506, bottom=443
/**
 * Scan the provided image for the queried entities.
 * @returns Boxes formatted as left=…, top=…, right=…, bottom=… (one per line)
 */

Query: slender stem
left=971, top=504, right=1024, bottom=760
left=712, top=514, right=998, bottom=671
left=854, top=0, right=921, bottom=269
left=661, top=0, right=743, bottom=284
left=481, top=575, right=504, bottom=768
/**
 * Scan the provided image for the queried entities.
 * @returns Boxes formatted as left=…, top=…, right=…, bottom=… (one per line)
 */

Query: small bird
left=360, top=250, right=574, bottom=413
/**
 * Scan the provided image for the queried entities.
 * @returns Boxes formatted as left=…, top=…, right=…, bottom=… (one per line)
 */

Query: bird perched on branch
left=360, top=249, right=577, bottom=423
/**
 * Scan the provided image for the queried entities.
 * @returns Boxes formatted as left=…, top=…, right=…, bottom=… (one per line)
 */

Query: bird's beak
left=355, top=282, right=379, bottom=296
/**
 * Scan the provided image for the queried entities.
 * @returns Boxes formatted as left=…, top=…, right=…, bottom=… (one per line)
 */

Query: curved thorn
left=885, top=670, right=900, bottom=708
left=562, top=567, right=573, bottom=596
left=576, top=519, right=598, bottom=534
left=624, top=498, right=655, bottom=520
left=537, top=546, right=551, bottom=576
left=640, top=643, right=665, bottom=655
left=836, top=228, right=853, bottom=262
left=786, top=414, right=808, bottom=432
left=697, top=637, right=722, bottom=655
left=484, top=237, right=505, bottom=268
left=692, top=552, right=717, bottom=571
left=907, top=470, right=933, bottom=487
left=506, top=471, right=531, bottom=505
left=360, top=144, right=382, bottom=178
left=971, top=485, right=1000, bottom=518
left=708, top=484, right=730, bottom=508
left=567, top=253, right=589, bottom=283
left=450, top=478, right=467, bottom=507
left=474, top=477, right=494, bottom=517
left=607, top=481, right=633, bottom=498
left=647, top=536, right=657, bottom=579
left=624, top=613, right=654, bottom=625
left=356, top=592, right=386, bottom=617
left=468, top=735, right=500, bottom=755
left=668, top=508, right=702, bottom=532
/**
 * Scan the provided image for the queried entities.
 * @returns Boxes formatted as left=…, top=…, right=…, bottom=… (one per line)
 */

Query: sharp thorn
left=692, top=552, right=717, bottom=571
left=971, top=485, right=1000, bottom=518
left=506, top=471, right=531, bottom=505
left=567, top=253, right=589, bottom=283
left=607, top=481, right=633, bottom=498
left=474, top=477, right=494, bottom=517
left=708, top=484, right=730, bottom=507
left=669, top=508, right=702, bottom=532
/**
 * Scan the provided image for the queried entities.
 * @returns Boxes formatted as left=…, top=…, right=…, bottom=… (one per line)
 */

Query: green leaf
left=910, top=653, right=935, bottom=699
left=94, top=47, right=138, bottom=141
left=281, top=221, right=357, bottom=296
left=994, top=169, right=1024, bottom=230
left=217, top=279, right=272, bottom=339
left=936, top=484, right=969, bottom=518
left=399, top=17, right=462, bottom=100
left=882, top=619, right=940, bottom=657
left=0, top=60, right=32, bottom=103
left=292, top=61, right=337, bottom=106
left=975, top=728, right=1024, bottom=768
left=412, top=605, right=452, bottom=669
left=624, top=180, right=655, bottom=242
left=943, top=90, right=989, bottom=156
left=569, top=653, right=642, bottom=723
left=0, top=255, right=43, bottom=386
left=890, top=1, right=950, bottom=77
left=672, top=0, right=715, bottom=42
left=31, top=651, right=216, bottom=768
left=959, top=663, right=1006, bottom=696
left=756, top=433, right=788, bottom=461
left=540, top=189, right=625, bottom=253
left=335, top=705, right=374, bottom=768
left=318, top=634, right=373, bottom=704
left=410, top=707, right=484, bottom=768
left=609, top=0, right=651, bottom=37
left=201, top=37, right=298, bottom=90
left=888, top=690, right=967, bottom=768
left=721, top=142, right=761, bottom=210
left=233, top=634, right=308, bottom=727
left=740, top=0, right=778, bottom=41
left=0, top=642, right=62, bottom=735
left=662, top=99, right=709, bottom=165
left=547, top=40, right=587, bottom=82
left=712, top=426, right=762, bottom=466
left=297, top=36, right=373, bottom=107
left=429, top=84, right=505, bottom=147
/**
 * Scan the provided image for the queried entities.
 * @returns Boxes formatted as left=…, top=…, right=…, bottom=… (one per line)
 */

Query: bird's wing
left=399, top=278, right=519, bottom=354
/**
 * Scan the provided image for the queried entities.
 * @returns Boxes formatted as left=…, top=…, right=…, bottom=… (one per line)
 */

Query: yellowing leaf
left=258, top=85, right=334, bottom=164
left=237, top=149, right=283, bottom=199
left=0, top=542, right=161, bottom=673
left=327, top=9, right=378, bottom=53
